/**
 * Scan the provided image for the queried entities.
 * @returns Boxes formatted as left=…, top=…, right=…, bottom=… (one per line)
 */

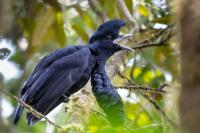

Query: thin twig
left=90, top=109, right=107, bottom=119
left=131, top=27, right=173, bottom=50
left=0, top=89, right=63, bottom=129
left=157, top=83, right=168, bottom=90
left=118, top=71, right=135, bottom=85
left=88, top=0, right=109, bottom=22
left=117, top=72, right=166, bottom=94
left=116, top=86, right=166, bottom=94
left=116, top=72, right=175, bottom=126
left=132, top=42, right=168, bottom=49
left=141, top=93, right=177, bottom=127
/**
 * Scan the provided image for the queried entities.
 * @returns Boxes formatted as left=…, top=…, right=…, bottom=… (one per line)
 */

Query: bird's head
left=89, top=19, right=134, bottom=52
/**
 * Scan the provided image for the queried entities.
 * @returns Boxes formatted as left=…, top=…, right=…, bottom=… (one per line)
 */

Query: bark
left=0, top=74, right=6, bottom=132
left=179, top=0, right=200, bottom=132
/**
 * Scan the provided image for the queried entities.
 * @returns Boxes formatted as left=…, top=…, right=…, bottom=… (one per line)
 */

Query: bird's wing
left=20, top=45, right=84, bottom=96
left=91, top=72, right=125, bottom=127
left=26, top=47, right=93, bottom=108
left=14, top=47, right=95, bottom=125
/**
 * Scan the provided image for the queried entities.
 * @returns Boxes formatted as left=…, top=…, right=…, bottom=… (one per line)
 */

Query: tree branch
left=117, top=72, right=166, bottom=93
left=116, top=72, right=176, bottom=126
left=0, top=89, right=63, bottom=129
left=88, top=0, right=109, bottom=22
left=116, top=0, right=136, bottom=26
left=141, top=93, right=177, bottom=127
left=116, top=86, right=166, bottom=94
left=131, top=28, right=173, bottom=50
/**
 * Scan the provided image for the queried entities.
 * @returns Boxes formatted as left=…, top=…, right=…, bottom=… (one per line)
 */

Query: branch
left=141, top=93, right=177, bottom=127
left=117, top=71, right=135, bottom=85
left=106, top=51, right=126, bottom=79
left=116, top=0, right=136, bottom=26
left=132, top=42, right=168, bottom=49
left=117, top=72, right=166, bottom=94
left=0, top=89, right=63, bottom=129
left=88, top=0, right=109, bottom=22
left=116, top=72, right=176, bottom=126
left=131, top=27, right=174, bottom=50
left=107, top=23, right=173, bottom=81
left=116, top=86, right=166, bottom=94
left=90, top=109, right=107, bottom=119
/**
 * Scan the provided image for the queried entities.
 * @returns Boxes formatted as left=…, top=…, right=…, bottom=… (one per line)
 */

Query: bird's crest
left=89, top=19, right=126, bottom=44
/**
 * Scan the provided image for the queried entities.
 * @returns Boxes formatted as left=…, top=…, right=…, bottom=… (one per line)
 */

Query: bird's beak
left=113, top=34, right=134, bottom=51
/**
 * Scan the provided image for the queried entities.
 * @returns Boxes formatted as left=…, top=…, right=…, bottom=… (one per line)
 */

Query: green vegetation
left=0, top=0, right=178, bottom=133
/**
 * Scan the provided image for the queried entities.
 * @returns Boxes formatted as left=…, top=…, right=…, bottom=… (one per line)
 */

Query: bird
left=91, top=62, right=125, bottom=127
left=13, top=19, right=134, bottom=127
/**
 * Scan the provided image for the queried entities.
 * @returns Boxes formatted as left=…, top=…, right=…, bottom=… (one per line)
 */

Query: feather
left=13, top=47, right=95, bottom=125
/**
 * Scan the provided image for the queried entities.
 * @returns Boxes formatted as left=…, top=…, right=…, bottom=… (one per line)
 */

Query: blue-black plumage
left=13, top=19, right=133, bottom=127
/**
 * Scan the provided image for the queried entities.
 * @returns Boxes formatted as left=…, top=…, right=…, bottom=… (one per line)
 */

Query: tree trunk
left=179, top=0, right=200, bottom=132
left=0, top=74, right=6, bottom=132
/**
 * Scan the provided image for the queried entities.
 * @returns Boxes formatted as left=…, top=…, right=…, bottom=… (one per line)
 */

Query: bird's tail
left=13, top=95, right=26, bottom=125
left=13, top=104, right=24, bottom=125
left=27, top=113, right=40, bottom=126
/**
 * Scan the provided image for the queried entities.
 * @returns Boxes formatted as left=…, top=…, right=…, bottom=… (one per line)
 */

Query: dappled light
left=0, top=0, right=198, bottom=133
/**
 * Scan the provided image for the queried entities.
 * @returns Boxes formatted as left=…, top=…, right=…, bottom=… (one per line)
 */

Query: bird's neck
left=94, top=62, right=106, bottom=72
left=91, top=62, right=111, bottom=88
left=89, top=40, right=118, bottom=63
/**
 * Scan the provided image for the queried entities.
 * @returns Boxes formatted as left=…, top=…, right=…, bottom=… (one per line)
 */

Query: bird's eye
left=106, top=35, right=112, bottom=40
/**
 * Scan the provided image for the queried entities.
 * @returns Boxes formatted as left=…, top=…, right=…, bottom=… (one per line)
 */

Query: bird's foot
left=60, top=95, right=69, bottom=103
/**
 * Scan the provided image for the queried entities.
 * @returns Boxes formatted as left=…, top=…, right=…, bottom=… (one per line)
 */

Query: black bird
left=13, top=19, right=133, bottom=126
left=91, top=61, right=125, bottom=127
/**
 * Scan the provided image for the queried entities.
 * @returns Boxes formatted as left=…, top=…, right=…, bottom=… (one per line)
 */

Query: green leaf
left=143, top=70, right=155, bottom=83
left=54, top=12, right=66, bottom=47
left=133, top=67, right=142, bottom=78
left=72, top=24, right=89, bottom=42
left=137, top=4, right=150, bottom=17
left=125, top=0, right=133, bottom=13
left=137, top=113, right=151, bottom=126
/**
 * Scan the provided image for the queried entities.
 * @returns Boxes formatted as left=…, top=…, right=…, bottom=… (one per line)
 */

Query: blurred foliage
left=0, top=0, right=178, bottom=133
